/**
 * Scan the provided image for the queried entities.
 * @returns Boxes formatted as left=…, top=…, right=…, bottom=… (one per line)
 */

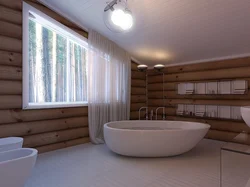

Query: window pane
left=69, top=42, right=87, bottom=102
left=28, top=18, right=87, bottom=105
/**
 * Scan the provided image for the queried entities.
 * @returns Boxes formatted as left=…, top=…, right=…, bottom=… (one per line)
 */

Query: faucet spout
left=139, top=107, right=148, bottom=120
left=155, top=107, right=166, bottom=120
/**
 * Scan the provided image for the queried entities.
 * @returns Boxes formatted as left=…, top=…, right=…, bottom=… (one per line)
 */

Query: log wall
left=0, top=0, right=89, bottom=153
left=130, top=61, right=147, bottom=120
left=147, top=57, right=250, bottom=145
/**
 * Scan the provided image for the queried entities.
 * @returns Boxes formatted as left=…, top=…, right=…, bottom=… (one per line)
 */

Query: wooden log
left=36, top=137, right=90, bottom=154
left=0, top=6, right=22, bottom=25
left=131, top=62, right=138, bottom=71
left=206, top=130, right=250, bottom=145
left=166, top=116, right=249, bottom=133
left=148, top=66, right=250, bottom=83
left=131, top=103, right=146, bottom=111
left=148, top=57, right=250, bottom=75
left=205, top=130, right=239, bottom=142
left=0, top=107, right=88, bottom=124
left=0, top=36, right=22, bottom=53
left=24, top=1, right=82, bottom=30
left=0, top=116, right=88, bottom=137
left=148, top=107, right=176, bottom=116
left=0, top=95, right=22, bottom=109
left=0, top=80, right=22, bottom=95
left=130, top=111, right=146, bottom=120
left=0, top=65, right=22, bottom=80
left=148, top=82, right=176, bottom=91
left=0, top=0, right=22, bottom=10
left=131, top=95, right=146, bottom=103
left=148, top=98, right=250, bottom=107
left=131, top=87, right=146, bottom=95
left=131, top=79, right=146, bottom=87
left=23, top=127, right=89, bottom=147
left=0, top=21, right=22, bottom=39
left=148, top=90, right=250, bottom=100
left=131, top=71, right=145, bottom=80
left=71, top=28, right=88, bottom=38
left=0, top=50, right=22, bottom=66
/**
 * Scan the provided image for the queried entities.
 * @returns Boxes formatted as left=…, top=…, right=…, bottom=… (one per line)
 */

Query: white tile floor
left=25, top=139, right=226, bottom=187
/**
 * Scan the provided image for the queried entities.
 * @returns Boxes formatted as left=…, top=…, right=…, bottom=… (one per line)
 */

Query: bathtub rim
left=0, top=148, right=38, bottom=164
left=104, top=120, right=211, bottom=132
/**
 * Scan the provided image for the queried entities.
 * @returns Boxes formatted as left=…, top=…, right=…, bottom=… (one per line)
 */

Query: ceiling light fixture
left=154, top=64, right=165, bottom=71
left=137, top=64, right=148, bottom=72
left=104, top=0, right=134, bottom=32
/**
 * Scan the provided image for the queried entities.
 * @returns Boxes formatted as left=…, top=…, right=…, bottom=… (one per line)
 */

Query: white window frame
left=23, top=2, right=88, bottom=109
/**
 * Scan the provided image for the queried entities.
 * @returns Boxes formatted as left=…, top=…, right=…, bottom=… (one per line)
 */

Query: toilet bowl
left=0, top=137, right=23, bottom=152
left=0, top=148, right=37, bottom=187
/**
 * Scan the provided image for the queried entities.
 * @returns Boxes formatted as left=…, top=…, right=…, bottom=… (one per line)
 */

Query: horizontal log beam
left=206, top=130, right=250, bottom=145
left=0, top=107, right=88, bottom=124
left=0, top=36, right=22, bottom=53
left=131, top=103, right=146, bottom=111
left=36, top=137, right=90, bottom=154
left=148, top=67, right=250, bottom=83
left=131, top=87, right=146, bottom=95
left=0, top=0, right=22, bottom=10
left=131, top=95, right=146, bottom=103
left=166, top=116, right=248, bottom=133
left=147, top=57, right=250, bottom=75
left=131, top=71, right=145, bottom=80
left=0, top=65, right=22, bottom=80
left=0, top=95, right=22, bottom=109
left=131, top=62, right=138, bottom=71
left=0, top=6, right=22, bottom=25
left=148, top=99, right=250, bottom=107
left=0, top=50, right=22, bottom=67
left=0, top=116, right=88, bottom=137
left=23, top=127, right=89, bottom=147
left=131, top=79, right=146, bottom=87
left=130, top=111, right=146, bottom=120
left=0, top=21, right=22, bottom=39
left=24, top=1, right=81, bottom=30
left=0, top=80, right=22, bottom=95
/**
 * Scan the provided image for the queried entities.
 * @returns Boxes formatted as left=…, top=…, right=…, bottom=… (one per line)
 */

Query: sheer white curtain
left=88, top=30, right=131, bottom=144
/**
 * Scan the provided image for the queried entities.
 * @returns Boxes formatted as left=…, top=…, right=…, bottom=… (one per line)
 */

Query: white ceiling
left=39, top=0, right=250, bottom=66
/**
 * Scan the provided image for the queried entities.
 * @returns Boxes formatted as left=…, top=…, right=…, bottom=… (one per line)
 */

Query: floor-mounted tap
left=139, top=107, right=148, bottom=120
left=156, top=107, right=166, bottom=120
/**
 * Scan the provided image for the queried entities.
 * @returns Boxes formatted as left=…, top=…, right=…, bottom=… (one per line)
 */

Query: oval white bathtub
left=104, top=120, right=210, bottom=157
left=0, top=148, right=37, bottom=187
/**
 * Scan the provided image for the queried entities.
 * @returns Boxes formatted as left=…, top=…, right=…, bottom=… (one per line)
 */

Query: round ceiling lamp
left=137, top=64, right=148, bottom=72
left=104, top=0, right=134, bottom=33
left=154, top=64, right=165, bottom=71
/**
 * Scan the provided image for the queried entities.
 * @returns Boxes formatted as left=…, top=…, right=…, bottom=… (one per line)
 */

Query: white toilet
left=0, top=137, right=38, bottom=187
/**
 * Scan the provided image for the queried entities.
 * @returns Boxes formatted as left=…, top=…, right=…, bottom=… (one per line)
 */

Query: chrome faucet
left=139, top=107, right=148, bottom=120
left=156, top=107, right=166, bottom=120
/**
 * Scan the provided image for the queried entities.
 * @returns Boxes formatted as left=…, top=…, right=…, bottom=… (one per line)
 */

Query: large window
left=23, top=3, right=88, bottom=109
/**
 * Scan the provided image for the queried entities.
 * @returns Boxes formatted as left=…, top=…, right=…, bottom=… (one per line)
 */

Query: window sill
left=23, top=102, right=88, bottom=110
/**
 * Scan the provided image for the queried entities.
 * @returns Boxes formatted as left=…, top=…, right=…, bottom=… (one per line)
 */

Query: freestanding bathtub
left=104, top=120, right=210, bottom=157
left=0, top=148, right=37, bottom=187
